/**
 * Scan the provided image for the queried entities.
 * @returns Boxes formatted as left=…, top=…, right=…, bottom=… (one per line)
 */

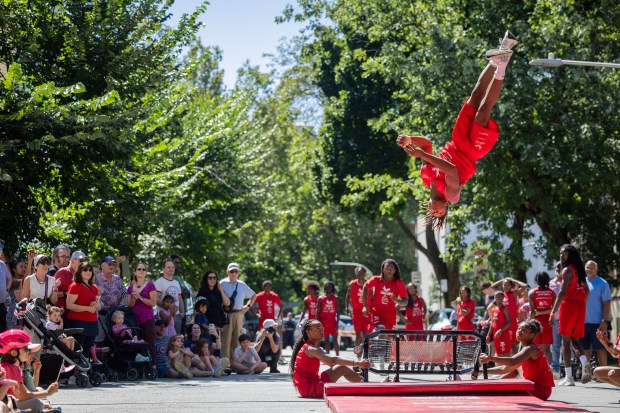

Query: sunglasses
left=82, top=268, right=93, bottom=273
left=229, top=270, right=239, bottom=274
left=136, top=268, right=147, bottom=271
left=207, top=276, right=218, bottom=280
left=58, top=255, right=70, bottom=259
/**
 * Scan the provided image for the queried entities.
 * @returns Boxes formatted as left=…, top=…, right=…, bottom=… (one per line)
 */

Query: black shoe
left=270, top=368, right=280, bottom=373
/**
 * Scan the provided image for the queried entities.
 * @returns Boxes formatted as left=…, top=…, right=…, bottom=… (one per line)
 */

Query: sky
left=168, top=0, right=306, bottom=89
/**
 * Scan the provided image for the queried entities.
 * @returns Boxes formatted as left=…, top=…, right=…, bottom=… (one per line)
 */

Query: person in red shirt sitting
left=317, top=281, right=340, bottom=355
left=593, top=329, right=620, bottom=388
left=480, top=319, right=555, bottom=401
left=396, top=31, right=518, bottom=230
left=290, top=320, right=370, bottom=398
left=254, top=280, right=283, bottom=330
left=362, top=259, right=407, bottom=331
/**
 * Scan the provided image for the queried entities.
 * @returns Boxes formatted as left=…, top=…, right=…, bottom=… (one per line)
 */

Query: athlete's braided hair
left=289, top=319, right=318, bottom=378
left=560, top=244, right=587, bottom=286
left=423, top=203, right=448, bottom=231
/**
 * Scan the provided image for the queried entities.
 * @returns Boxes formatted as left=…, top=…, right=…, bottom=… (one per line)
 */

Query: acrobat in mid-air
left=397, top=31, right=518, bottom=230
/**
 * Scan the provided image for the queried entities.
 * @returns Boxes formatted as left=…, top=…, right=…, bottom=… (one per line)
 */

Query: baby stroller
left=19, top=299, right=103, bottom=388
left=99, top=305, right=156, bottom=381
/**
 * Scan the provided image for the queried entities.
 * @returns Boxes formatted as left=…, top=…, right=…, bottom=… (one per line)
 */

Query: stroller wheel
left=89, top=372, right=103, bottom=387
left=126, top=368, right=140, bottom=381
left=76, top=374, right=89, bottom=388
left=144, top=365, right=158, bottom=380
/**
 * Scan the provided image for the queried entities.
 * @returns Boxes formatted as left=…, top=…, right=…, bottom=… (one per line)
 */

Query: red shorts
left=559, top=300, right=585, bottom=339
left=494, top=331, right=511, bottom=355
left=297, top=371, right=331, bottom=398
left=322, top=321, right=338, bottom=337
left=533, top=316, right=553, bottom=345
left=452, top=100, right=500, bottom=162
left=373, top=311, right=396, bottom=330
left=529, top=384, right=552, bottom=401
left=509, top=323, right=518, bottom=343
left=352, top=309, right=373, bottom=334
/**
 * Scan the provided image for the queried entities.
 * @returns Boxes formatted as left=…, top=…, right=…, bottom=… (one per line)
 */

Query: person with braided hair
left=550, top=244, right=590, bottom=386
left=397, top=31, right=518, bottom=230
left=290, top=320, right=370, bottom=398
left=480, top=319, right=555, bottom=401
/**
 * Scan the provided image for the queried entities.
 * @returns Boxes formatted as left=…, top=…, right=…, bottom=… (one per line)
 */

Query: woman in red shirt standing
left=65, top=261, right=101, bottom=364
left=290, top=320, right=370, bottom=398
left=362, top=259, right=407, bottom=330
left=550, top=244, right=589, bottom=386
left=528, top=271, right=555, bottom=365
left=481, top=319, right=555, bottom=401
left=316, top=281, right=340, bottom=355
left=399, top=283, right=427, bottom=331
left=455, top=286, right=476, bottom=333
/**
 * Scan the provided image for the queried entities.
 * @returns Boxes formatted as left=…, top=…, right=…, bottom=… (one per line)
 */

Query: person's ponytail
left=289, top=320, right=315, bottom=377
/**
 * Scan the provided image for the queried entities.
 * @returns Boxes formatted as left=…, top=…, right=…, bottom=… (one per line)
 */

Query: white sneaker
left=581, top=364, right=593, bottom=384
left=560, top=378, right=576, bottom=386
left=499, top=30, right=518, bottom=50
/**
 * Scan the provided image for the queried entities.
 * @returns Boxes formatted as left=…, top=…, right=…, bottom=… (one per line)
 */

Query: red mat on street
left=324, top=379, right=590, bottom=413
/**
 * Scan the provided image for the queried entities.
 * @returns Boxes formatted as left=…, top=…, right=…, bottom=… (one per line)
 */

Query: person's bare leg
left=325, top=365, right=362, bottom=383
left=596, top=348, right=608, bottom=367
left=468, top=64, right=496, bottom=110
left=475, top=50, right=512, bottom=127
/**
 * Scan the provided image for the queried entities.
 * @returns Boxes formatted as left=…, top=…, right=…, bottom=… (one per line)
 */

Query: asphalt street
left=49, top=348, right=620, bottom=413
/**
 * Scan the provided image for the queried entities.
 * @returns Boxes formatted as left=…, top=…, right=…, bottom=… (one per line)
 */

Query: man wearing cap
left=54, top=251, right=87, bottom=312
left=155, top=258, right=184, bottom=334
left=47, top=245, right=70, bottom=278
left=254, top=318, right=281, bottom=373
left=95, top=256, right=127, bottom=313
left=220, top=263, right=256, bottom=360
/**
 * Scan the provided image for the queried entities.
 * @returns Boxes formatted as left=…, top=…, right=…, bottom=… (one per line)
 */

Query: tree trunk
left=396, top=214, right=460, bottom=307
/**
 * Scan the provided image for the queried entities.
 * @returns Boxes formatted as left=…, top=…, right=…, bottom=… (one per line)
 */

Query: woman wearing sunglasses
left=65, top=261, right=101, bottom=365
left=127, top=262, right=158, bottom=367
left=197, top=270, right=231, bottom=333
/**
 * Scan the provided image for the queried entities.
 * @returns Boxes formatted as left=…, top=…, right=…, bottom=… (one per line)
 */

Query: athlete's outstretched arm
left=396, top=135, right=433, bottom=154
left=403, top=145, right=460, bottom=190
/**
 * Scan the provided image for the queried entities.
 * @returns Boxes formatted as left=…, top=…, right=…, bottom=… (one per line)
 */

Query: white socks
left=579, top=355, right=588, bottom=368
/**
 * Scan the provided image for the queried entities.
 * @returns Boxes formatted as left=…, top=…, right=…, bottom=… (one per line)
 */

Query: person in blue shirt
left=579, top=260, right=612, bottom=383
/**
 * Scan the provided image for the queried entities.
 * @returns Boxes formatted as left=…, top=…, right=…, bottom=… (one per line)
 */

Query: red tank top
left=420, top=141, right=476, bottom=203
left=504, top=291, right=518, bottom=321
left=305, top=295, right=318, bottom=320
left=532, top=288, right=554, bottom=312
left=564, top=265, right=586, bottom=301
left=492, top=305, right=508, bottom=331
left=405, top=298, right=425, bottom=330
left=522, top=345, right=555, bottom=389
left=318, top=294, right=337, bottom=322
left=349, top=280, right=364, bottom=311
left=293, top=341, right=321, bottom=389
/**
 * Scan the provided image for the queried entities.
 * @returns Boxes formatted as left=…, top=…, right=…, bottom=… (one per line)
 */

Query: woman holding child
left=127, top=262, right=158, bottom=368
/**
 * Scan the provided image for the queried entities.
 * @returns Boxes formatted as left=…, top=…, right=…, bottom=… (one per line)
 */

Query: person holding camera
left=254, top=319, right=281, bottom=373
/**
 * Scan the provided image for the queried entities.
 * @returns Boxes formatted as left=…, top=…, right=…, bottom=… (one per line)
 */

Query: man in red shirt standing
left=255, top=280, right=283, bottom=330
left=345, top=266, right=372, bottom=346
left=362, top=259, right=407, bottom=330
